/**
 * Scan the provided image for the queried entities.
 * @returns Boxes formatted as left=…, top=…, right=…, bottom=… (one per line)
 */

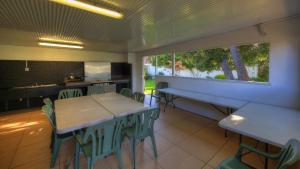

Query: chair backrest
left=120, top=88, right=132, bottom=97
left=58, top=89, right=83, bottom=99
left=156, top=82, right=168, bottom=89
left=43, top=98, right=53, bottom=107
left=155, top=82, right=168, bottom=94
left=128, top=108, right=160, bottom=139
left=276, top=139, right=300, bottom=169
left=41, top=104, right=56, bottom=129
left=132, top=92, right=145, bottom=103
left=104, top=84, right=116, bottom=93
left=81, top=116, right=126, bottom=159
left=87, top=85, right=105, bottom=95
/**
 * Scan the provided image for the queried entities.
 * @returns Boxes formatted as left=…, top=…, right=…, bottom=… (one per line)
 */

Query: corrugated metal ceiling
left=0, top=0, right=299, bottom=52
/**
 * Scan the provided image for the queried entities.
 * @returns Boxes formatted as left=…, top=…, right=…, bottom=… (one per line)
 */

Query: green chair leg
left=87, top=157, right=93, bottom=169
left=150, top=132, right=158, bottom=158
left=115, top=149, right=124, bottom=169
left=130, top=138, right=136, bottom=169
left=51, top=138, right=62, bottom=168
left=74, top=142, right=80, bottom=169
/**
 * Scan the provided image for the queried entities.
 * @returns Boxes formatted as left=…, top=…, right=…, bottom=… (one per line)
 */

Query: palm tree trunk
left=230, top=46, right=249, bottom=81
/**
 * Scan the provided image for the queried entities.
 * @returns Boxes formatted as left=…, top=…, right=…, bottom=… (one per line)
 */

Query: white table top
left=158, top=88, right=247, bottom=109
left=55, top=96, right=114, bottom=134
left=91, top=92, right=150, bottom=117
left=219, top=103, right=300, bottom=147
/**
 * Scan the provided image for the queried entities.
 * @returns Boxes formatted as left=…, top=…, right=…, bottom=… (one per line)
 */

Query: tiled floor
left=1, top=98, right=300, bottom=169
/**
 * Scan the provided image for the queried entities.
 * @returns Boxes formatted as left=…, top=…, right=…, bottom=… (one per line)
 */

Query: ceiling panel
left=0, top=0, right=299, bottom=53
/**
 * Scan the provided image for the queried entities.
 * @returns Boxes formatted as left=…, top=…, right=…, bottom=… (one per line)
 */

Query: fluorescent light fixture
left=49, top=0, right=123, bottom=19
left=39, top=37, right=83, bottom=45
left=38, top=42, right=83, bottom=49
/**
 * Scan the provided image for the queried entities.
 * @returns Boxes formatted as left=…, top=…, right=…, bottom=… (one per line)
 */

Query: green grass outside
left=144, top=79, right=155, bottom=94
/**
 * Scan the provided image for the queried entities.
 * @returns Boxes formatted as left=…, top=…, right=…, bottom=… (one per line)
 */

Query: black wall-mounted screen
left=0, top=60, right=84, bottom=89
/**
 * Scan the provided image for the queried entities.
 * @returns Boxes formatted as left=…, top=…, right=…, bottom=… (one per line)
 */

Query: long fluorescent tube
left=38, top=42, right=83, bottom=49
left=49, top=0, right=123, bottom=19
left=39, top=37, right=83, bottom=45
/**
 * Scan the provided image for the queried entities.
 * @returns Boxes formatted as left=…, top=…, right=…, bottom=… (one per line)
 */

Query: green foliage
left=146, top=43, right=270, bottom=82
left=144, top=79, right=155, bottom=94
left=214, top=74, right=226, bottom=79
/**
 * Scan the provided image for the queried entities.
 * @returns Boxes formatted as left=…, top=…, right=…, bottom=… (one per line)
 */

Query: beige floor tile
left=0, top=127, right=25, bottom=141
left=153, top=118, right=172, bottom=132
left=202, top=164, right=215, bottom=169
left=290, top=160, right=300, bottom=169
left=19, top=126, right=52, bottom=147
left=157, top=124, right=190, bottom=144
left=144, top=132, right=174, bottom=158
left=173, top=117, right=206, bottom=134
left=159, top=110, right=189, bottom=125
left=106, top=147, right=132, bottom=169
left=194, top=125, right=229, bottom=146
left=179, top=134, right=221, bottom=162
left=0, top=135, right=21, bottom=155
left=11, top=156, right=59, bottom=169
left=11, top=141, right=51, bottom=168
left=0, top=151, right=15, bottom=169
left=208, top=136, right=239, bottom=167
left=157, top=146, right=205, bottom=169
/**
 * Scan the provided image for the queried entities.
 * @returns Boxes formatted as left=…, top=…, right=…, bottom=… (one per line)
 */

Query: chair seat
left=217, top=157, right=252, bottom=169
left=124, top=127, right=135, bottom=137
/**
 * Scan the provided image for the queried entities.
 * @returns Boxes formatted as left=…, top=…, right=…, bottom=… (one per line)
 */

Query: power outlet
left=25, top=67, right=30, bottom=71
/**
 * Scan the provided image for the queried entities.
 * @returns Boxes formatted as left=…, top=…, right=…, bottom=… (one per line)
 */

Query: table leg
left=265, top=143, right=269, bottom=169
left=239, top=134, right=243, bottom=144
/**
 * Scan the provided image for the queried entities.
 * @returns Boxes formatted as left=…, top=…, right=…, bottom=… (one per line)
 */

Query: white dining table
left=54, top=92, right=150, bottom=134
left=219, top=103, right=300, bottom=147
left=91, top=92, right=150, bottom=117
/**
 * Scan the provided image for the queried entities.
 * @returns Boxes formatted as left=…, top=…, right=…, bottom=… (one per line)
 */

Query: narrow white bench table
left=219, top=103, right=300, bottom=147
left=158, top=88, right=248, bottom=113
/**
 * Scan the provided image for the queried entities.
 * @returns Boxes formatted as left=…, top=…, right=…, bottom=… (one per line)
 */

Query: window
left=143, top=42, right=270, bottom=83
left=155, top=54, right=173, bottom=76
left=175, top=43, right=270, bottom=82
left=144, top=54, right=172, bottom=77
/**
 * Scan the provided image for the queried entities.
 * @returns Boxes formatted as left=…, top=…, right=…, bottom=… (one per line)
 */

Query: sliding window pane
left=155, top=54, right=172, bottom=76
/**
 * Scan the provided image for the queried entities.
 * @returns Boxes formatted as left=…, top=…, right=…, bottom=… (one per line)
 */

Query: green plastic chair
left=42, top=104, right=73, bottom=168
left=123, top=108, right=160, bottom=169
left=104, top=84, right=116, bottom=93
left=74, top=116, right=127, bottom=169
left=120, top=88, right=132, bottom=98
left=150, top=82, right=168, bottom=106
left=58, top=89, right=83, bottom=99
left=42, top=98, right=55, bottom=125
left=132, top=92, right=145, bottom=103
left=217, top=139, right=300, bottom=169
left=43, top=98, right=53, bottom=107
left=87, top=85, right=105, bottom=95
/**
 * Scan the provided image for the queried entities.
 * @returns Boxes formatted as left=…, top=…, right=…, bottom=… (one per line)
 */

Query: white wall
left=0, top=45, right=127, bottom=62
left=132, top=16, right=300, bottom=119
left=128, top=53, right=144, bottom=92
